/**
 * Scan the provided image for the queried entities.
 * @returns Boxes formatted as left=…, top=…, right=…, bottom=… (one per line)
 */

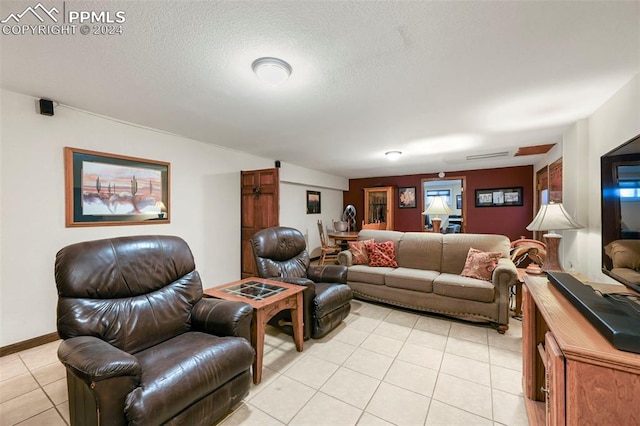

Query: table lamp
left=526, top=202, right=583, bottom=272
left=156, top=201, right=167, bottom=219
left=423, top=196, right=452, bottom=233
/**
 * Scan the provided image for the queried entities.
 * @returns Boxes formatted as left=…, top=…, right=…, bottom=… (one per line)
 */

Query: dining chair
left=317, top=220, right=342, bottom=265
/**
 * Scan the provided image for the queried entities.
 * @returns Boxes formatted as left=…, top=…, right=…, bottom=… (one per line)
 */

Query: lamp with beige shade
left=526, top=202, right=583, bottom=272
left=423, top=196, right=452, bottom=233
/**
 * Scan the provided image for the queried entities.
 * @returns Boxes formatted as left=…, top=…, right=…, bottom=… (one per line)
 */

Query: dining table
left=327, top=231, right=359, bottom=250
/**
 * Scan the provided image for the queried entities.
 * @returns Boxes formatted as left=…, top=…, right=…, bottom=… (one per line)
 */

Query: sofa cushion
left=433, top=273, right=496, bottom=303
left=125, top=331, right=254, bottom=424
left=385, top=268, right=438, bottom=292
left=396, top=232, right=443, bottom=270
left=348, top=239, right=374, bottom=265
left=365, top=241, right=399, bottom=267
left=461, top=248, right=503, bottom=281
left=347, top=265, right=392, bottom=285
left=611, top=267, right=640, bottom=283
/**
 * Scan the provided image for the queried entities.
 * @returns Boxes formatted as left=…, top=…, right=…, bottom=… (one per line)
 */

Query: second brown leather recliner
left=250, top=226, right=353, bottom=339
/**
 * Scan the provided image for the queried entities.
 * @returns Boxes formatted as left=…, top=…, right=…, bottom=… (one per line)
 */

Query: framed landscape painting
left=64, top=147, right=170, bottom=226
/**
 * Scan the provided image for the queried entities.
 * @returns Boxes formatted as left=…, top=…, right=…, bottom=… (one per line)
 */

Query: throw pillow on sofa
left=365, top=240, right=398, bottom=268
left=348, top=239, right=374, bottom=265
left=461, top=247, right=502, bottom=281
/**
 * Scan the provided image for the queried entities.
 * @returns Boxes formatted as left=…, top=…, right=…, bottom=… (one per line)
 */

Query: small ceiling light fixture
left=385, top=151, right=402, bottom=161
left=252, top=57, right=292, bottom=86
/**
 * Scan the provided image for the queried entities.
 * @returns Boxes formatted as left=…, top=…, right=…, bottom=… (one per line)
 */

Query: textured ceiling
left=1, top=1, right=639, bottom=178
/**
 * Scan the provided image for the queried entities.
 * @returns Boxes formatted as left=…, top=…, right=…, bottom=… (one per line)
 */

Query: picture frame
left=456, top=194, right=462, bottom=209
left=306, top=190, right=321, bottom=214
left=475, top=187, right=523, bottom=207
left=64, top=147, right=170, bottom=227
left=398, top=186, right=417, bottom=208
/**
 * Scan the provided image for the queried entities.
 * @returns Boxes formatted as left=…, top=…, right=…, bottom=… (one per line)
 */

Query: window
left=618, top=165, right=640, bottom=201
left=425, top=189, right=451, bottom=208
left=619, top=181, right=640, bottom=201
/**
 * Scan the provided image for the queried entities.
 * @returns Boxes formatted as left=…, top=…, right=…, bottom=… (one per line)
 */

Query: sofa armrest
left=308, top=264, right=348, bottom=283
left=490, top=258, right=518, bottom=327
left=492, top=258, right=518, bottom=292
left=192, top=298, right=253, bottom=341
left=337, top=250, right=353, bottom=267
left=58, top=336, right=141, bottom=386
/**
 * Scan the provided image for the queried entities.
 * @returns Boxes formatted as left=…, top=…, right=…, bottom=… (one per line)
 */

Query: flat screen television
left=601, top=132, right=640, bottom=294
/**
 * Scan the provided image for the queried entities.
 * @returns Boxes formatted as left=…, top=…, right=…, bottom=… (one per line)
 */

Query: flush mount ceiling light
left=252, top=57, right=292, bottom=86
left=385, top=151, right=402, bottom=161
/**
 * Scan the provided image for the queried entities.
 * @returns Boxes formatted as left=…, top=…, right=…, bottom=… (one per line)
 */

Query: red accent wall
left=345, top=165, right=534, bottom=241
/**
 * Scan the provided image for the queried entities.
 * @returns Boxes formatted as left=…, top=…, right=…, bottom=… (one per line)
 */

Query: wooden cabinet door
left=545, top=332, right=565, bottom=426
left=241, top=168, right=279, bottom=278
left=522, top=285, right=539, bottom=400
left=363, top=187, right=394, bottom=230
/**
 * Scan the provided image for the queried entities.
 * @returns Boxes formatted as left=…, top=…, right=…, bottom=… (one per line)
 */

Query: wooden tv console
left=523, top=274, right=640, bottom=425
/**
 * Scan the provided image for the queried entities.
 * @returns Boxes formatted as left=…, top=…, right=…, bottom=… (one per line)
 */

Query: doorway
left=421, top=177, right=466, bottom=233
left=534, top=158, right=562, bottom=240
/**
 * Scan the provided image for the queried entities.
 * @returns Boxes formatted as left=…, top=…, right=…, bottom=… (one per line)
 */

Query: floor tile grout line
left=4, top=353, right=67, bottom=426
left=4, top=302, right=525, bottom=425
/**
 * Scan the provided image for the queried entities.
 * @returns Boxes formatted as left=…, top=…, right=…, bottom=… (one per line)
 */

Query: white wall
left=560, top=119, right=589, bottom=273
left=0, top=89, right=348, bottom=346
left=279, top=182, right=345, bottom=257
left=279, top=162, right=349, bottom=257
left=563, top=74, right=640, bottom=282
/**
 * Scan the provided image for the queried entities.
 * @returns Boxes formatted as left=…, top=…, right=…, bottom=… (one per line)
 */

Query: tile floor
left=0, top=300, right=528, bottom=425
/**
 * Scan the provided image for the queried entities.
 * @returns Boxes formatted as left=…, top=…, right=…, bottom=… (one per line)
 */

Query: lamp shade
left=526, top=203, right=582, bottom=233
left=423, top=196, right=452, bottom=216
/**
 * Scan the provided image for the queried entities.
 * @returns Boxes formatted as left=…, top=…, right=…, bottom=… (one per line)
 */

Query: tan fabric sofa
left=605, top=239, right=640, bottom=285
left=337, top=230, right=518, bottom=332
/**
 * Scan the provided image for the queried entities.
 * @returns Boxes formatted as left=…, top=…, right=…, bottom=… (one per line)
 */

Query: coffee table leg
left=251, top=308, right=265, bottom=385
left=292, top=292, right=304, bottom=352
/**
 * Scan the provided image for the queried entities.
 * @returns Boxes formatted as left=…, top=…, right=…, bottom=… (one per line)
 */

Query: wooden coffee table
left=203, top=277, right=305, bottom=384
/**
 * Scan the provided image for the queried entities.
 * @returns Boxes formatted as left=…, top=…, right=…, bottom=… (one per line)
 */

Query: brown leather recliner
left=55, top=235, right=255, bottom=426
left=250, top=226, right=353, bottom=339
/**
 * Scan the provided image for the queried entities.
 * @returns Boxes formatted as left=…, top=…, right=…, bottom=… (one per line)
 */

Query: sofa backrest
left=440, top=233, right=511, bottom=274
left=358, top=230, right=404, bottom=252
left=396, top=232, right=443, bottom=270
left=355, top=230, right=510, bottom=274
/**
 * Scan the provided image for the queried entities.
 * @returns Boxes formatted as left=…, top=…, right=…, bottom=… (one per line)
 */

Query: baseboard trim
left=0, top=332, right=60, bottom=357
